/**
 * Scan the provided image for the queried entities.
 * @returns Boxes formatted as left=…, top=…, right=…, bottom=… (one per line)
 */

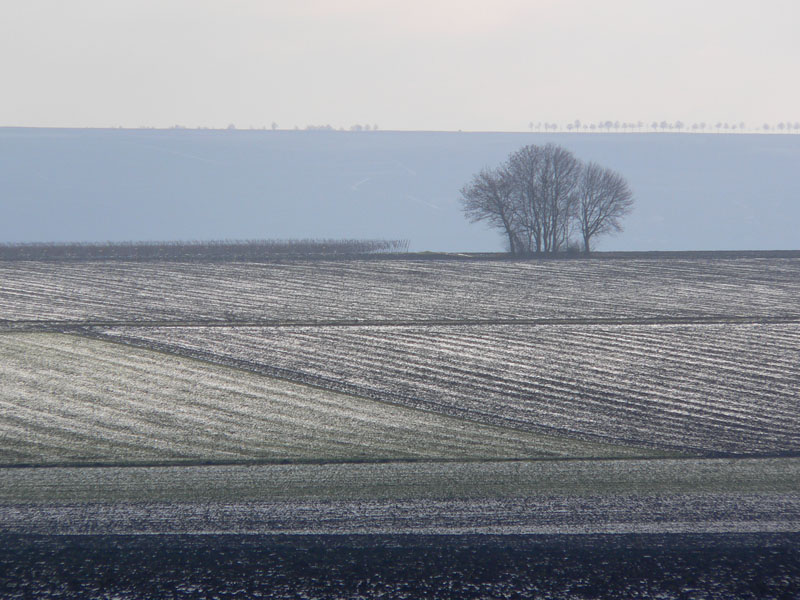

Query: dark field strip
left=95, top=322, right=800, bottom=457
left=2, top=494, right=798, bottom=535
left=2, top=533, right=798, bottom=600
left=2, top=257, right=800, bottom=324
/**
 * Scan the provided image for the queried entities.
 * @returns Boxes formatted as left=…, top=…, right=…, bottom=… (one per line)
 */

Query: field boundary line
left=3, top=453, right=800, bottom=471
left=3, top=315, right=800, bottom=333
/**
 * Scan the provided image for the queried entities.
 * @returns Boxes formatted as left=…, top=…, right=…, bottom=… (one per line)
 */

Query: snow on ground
left=0, top=333, right=643, bottom=466
left=96, top=322, right=800, bottom=456
left=1, top=257, right=799, bottom=324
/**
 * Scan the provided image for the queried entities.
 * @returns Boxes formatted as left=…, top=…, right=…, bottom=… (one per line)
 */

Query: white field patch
left=96, top=323, right=800, bottom=456
left=1, top=258, right=799, bottom=323
left=0, top=333, right=648, bottom=466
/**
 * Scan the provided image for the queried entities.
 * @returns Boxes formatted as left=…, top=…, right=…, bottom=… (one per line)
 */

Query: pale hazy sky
left=2, top=0, right=798, bottom=131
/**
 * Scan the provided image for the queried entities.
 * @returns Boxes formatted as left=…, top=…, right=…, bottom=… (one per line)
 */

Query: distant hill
left=1, top=128, right=798, bottom=251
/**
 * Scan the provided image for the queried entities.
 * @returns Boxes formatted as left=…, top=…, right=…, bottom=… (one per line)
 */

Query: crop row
left=0, top=333, right=639, bottom=466
left=96, top=322, right=800, bottom=456
left=2, top=257, right=799, bottom=323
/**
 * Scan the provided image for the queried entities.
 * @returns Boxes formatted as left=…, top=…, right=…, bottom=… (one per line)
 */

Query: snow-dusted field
left=3, top=494, right=798, bottom=535
left=0, top=333, right=637, bottom=465
left=1, top=255, right=798, bottom=542
left=1, top=257, right=799, bottom=324
left=95, top=322, right=800, bottom=456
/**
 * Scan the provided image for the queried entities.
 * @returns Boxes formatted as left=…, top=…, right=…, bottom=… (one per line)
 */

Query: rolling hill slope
left=0, top=333, right=646, bottom=466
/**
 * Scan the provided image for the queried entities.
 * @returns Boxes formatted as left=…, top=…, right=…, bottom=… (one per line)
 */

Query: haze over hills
left=2, top=128, right=798, bottom=252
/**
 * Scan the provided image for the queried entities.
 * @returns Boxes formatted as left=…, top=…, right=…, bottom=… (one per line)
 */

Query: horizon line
left=2, top=125, right=800, bottom=136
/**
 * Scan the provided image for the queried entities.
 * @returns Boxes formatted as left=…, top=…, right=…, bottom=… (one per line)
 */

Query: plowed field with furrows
left=2, top=258, right=800, bottom=324
left=94, top=323, right=800, bottom=456
left=0, top=333, right=640, bottom=466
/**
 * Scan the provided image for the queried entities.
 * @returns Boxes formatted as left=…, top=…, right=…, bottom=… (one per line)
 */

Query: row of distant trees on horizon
left=528, top=120, right=800, bottom=134
left=129, top=120, right=800, bottom=133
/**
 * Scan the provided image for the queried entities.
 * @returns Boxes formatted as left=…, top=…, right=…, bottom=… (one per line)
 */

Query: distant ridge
left=2, top=128, right=799, bottom=252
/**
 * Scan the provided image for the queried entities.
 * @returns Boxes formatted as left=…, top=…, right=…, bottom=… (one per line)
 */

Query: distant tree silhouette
left=460, top=144, right=633, bottom=255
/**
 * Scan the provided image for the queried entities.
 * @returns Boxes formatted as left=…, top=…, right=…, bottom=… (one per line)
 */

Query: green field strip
left=1, top=457, right=797, bottom=505
left=0, top=333, right=654, bottom=466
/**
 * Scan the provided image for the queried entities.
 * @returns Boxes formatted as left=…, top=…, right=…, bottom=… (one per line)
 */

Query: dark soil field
left=2, top=533, right=798, bottom=600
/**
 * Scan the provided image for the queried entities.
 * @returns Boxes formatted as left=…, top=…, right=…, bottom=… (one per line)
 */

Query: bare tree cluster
left=460, top=144, right=634, bottom=254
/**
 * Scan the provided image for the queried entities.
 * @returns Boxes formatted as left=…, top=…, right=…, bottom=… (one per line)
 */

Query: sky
left=2, top=0, right=799, bottom=131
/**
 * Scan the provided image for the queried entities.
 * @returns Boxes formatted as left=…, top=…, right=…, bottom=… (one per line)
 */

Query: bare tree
left=577, top=163, right=634, bottom=253
left=535, top=144, right=582, bottom=252
left=460, top=145, right=631, bottom=255
left=460, top=167, right=520, bottom=253
left=506, top=144, right=582, bottom=253
left=505, top=145, right=545, bottom=253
